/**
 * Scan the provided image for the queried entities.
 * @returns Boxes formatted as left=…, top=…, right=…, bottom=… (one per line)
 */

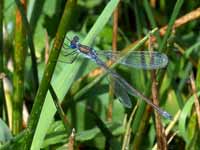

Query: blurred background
left=0, top=0, right=200, bottom=149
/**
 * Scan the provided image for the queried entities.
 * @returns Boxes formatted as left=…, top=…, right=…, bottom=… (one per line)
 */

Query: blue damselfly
left=60, top=35, right=171, bottom=119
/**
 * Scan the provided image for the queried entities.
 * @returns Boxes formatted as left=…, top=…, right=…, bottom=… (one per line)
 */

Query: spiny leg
left=69, top=53, right=79, bottom=64
left=62, top=50, right=77, bottom=57
left=57, top=53, right=79, bottom=64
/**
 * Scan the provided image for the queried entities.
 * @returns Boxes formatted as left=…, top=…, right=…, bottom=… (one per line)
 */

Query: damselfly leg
left=58, top=49, right=79, bottom=64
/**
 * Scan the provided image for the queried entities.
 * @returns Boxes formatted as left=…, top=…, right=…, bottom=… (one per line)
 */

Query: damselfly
left=60, top=35, right=171, bottom=119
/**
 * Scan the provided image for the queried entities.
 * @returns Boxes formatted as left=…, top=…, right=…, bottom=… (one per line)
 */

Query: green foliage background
left=0, top=0, right=200, bottom=149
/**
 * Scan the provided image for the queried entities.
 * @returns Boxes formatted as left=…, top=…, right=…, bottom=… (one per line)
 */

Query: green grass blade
left=15, top=0, right=39, bottom=89
left=178, top=92, right=200, bottom=141
left=12, top=2, right=27, bottom=134
left=23, top=0, right=77, bottom=149
left=30, top=0, right=120, bottom=149
left=0, top=0, right=5, bottom=118
left=143, top=0, right=162, bottom=45
left=159, top=0, right=184, bottom=51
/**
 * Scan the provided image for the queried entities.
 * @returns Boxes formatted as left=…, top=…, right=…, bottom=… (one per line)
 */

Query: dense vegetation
left=0, top=0, right=200, bottom=149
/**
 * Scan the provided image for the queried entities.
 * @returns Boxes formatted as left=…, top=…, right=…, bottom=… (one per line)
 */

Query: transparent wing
left=111, top=71, right=172, bottom=119
left=96, top=51, right=168, bottom=69
left=110, top=71, right=172, bottom=119
left=95, top=57, right=172, bottom=119
left=108, top=75, right=132, bottom=108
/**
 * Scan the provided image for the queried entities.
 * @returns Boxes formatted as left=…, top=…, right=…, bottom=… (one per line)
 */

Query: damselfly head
left=69, top=36, right=79, bottom=49
left=73, top=36, right=79, bottom=42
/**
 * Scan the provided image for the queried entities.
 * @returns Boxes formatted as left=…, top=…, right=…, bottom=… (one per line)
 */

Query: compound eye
left=73, top=36, right=79, bottom=42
